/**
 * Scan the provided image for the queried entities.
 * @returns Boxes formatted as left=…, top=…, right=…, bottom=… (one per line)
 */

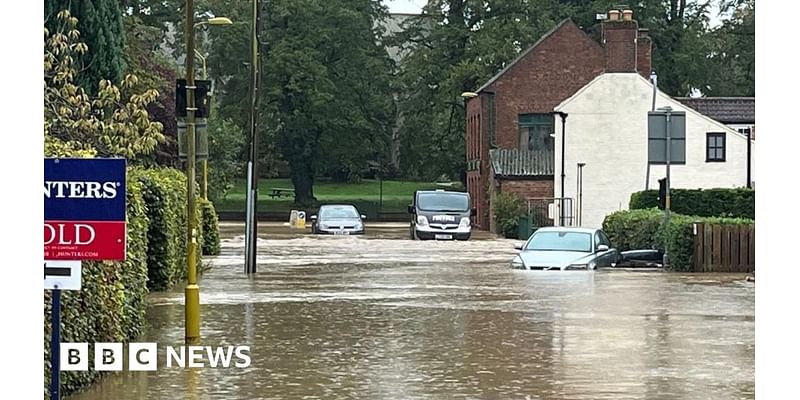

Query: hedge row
left=45, top=167, right=222, bottom=397
left=629, top=188, right=754, bottom=220
left=603, top=208, right=754, bottom=271
left=45, top=170, right=151, bottom=396
left=200, top=198, right=221, bottom=256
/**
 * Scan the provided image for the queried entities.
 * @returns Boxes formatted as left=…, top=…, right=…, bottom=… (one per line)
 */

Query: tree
left=394, top=0, right=570, bottom=180
left=702, top=0, right=754, bottom=96
left=45, top=10, right=164, bottom=159
left=122, top=15, right=180, bottom=167
left=45, top=0, right=127, bottom=93
left=207, top=116, right=246, bottom=202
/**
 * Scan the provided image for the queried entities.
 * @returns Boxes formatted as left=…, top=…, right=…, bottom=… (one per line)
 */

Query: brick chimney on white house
left=602, top=8, right=652, bottom=79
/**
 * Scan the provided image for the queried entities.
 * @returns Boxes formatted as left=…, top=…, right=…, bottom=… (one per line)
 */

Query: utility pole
left=663, top=106, right=672, bottom=269
left=184, top=0, right=201, bottom=345
left=244, top=0, right=260, bottom=274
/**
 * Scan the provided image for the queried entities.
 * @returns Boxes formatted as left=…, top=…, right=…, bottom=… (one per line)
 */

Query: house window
left=706, top=132, right=726, bottom=162
left=737, top=127, right=751, bottom=137
left=518, top=114, right=554, bottom=152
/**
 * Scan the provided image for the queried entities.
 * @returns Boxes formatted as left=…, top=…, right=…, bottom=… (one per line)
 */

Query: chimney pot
left=608, top=10, right=621, bottom=21
left=622, top=9, right=633, bottom=21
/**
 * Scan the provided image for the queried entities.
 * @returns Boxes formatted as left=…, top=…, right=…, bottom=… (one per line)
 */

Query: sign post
left=50, top=287, right=61, bottom=400
left=44, top=158, right=126, bottom=399
left=647, top=107, right=686, bottom=269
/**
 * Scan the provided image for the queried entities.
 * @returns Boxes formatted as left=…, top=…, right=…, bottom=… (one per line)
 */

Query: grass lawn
left=215, top=178, right=464, bottom=215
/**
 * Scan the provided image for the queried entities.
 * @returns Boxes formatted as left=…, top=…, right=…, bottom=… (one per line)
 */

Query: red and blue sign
left=44, top=158, right=127, bottom=260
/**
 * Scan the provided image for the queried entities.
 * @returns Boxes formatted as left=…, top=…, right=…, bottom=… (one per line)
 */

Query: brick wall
left=490, top=21, right=606, bottom=149
left=499, top=178, right=554, bottom=200
left=489, top=178, right=555, bottom=233
left=602, top=20, right=639, bottom=72
left=465, top=95, right=492, bottom=229
left=636, top=29, right=652, bottom=79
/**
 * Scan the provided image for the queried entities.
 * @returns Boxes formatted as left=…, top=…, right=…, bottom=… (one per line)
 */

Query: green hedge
left=44, top=167, right=222, bottom=397
left=45, top=170, right=151, bottom=397
left=200, top=198, right=221, bottom=256
left=132, top=167, right=204, bottom=291
left=603, top=208, right=754, bottom=272
left=629, top=188, right=755, bottom=220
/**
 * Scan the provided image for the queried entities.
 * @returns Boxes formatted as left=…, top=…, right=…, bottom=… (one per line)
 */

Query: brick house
left=464, top=9, right=652, bottom=231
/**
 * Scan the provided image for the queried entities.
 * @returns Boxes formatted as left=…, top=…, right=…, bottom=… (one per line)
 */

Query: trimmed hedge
left=44, top=167, right=222, bottom=397
left=603, top=208, right=754, bottom=271
left=200, top=198, right=221, bottom=256
left=45, top=169, right=151, bottom=397
left=629, top=188, right=755, bottom=220
left=132, top=167, right=204, bottom=291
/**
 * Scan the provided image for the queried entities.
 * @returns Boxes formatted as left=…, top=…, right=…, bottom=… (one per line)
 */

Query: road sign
left=44, top=260, right=81, bottom=290
left=648, top=110, right=686, bottom=164
left=44, top=158, right=127, bottom=260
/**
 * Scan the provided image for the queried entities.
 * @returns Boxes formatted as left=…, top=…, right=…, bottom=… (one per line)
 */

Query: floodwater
left=68, top=223, right=754, bottom=400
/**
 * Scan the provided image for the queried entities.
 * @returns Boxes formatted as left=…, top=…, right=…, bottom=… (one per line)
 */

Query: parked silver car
left=511, top=227, right=620, bottom=270
left=310, top=205, right=365, bottom=235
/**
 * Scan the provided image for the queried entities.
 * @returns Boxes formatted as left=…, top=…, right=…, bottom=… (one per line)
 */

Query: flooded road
left=68, top=222, right=754, bottom=400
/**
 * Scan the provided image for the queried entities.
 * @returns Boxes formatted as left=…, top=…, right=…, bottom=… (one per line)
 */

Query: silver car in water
left=510, top=227, right=620, bottom=271
left=310, top=204, right=365, bottom=235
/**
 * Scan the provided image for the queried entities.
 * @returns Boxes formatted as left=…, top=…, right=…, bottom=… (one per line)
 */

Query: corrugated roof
left=490, top=149, right=554, bottom=177
left=675, top=97, right=755, bottom=124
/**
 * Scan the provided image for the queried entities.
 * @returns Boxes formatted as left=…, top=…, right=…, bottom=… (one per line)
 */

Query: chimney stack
left=602, top=8, right=651, bottom=76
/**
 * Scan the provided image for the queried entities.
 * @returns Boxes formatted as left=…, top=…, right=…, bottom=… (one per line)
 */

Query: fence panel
left=693, top=223, right=755, bottom=273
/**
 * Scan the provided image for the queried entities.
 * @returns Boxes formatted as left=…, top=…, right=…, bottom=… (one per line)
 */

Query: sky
left=384, top=0, right=426, bottom=14
left=384, top=0, right=724, bottom=27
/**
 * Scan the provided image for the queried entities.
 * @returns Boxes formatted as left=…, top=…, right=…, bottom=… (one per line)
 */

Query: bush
left=200, top=198, right=221, bottom=256
left=45, top=169, right=150, bottom=397
left=132, top=167, right=203, bottom=291
left=603, top=208, right=754, bottom=271
left=493, top=192, right=525, bottom=238
left=629, top=187, right=754, bottom=220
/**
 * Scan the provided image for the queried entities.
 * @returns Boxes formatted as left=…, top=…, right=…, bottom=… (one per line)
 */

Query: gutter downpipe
left=554, top=111, right=568, bottom=226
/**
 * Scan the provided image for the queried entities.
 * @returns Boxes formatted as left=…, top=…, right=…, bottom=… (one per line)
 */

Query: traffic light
left=176, top=79, right=212, bottom=118
left=657, top=178, right=666, bottom=210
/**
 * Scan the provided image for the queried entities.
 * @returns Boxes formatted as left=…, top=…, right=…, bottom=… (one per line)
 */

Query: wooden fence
left=693, top=223, right=755, bottom=273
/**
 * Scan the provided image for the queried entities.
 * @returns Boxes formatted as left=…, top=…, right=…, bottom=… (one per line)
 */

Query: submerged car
left=310, top=205, right=365, bottom=235
left=511, top=227, right=620, bottom=271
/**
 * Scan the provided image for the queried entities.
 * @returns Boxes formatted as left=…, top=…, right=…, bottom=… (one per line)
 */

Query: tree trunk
left=290, top=161, right=316, bottom=205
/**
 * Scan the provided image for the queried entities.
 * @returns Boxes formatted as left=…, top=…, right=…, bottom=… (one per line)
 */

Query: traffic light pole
left=244, top=0, right=260, bottom=274
left=663, top=108, right=672, bottom=269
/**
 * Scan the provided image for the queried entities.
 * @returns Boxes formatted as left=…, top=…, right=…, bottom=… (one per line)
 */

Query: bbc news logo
left=60, top=343, right=251, bottom=371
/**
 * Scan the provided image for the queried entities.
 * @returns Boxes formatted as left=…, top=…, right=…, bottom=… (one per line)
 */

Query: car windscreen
left=320, top=207, right=359, bottom=219
left=417, top=193, right=469, bottom=212
left=525, top=231, right=592, bottom=252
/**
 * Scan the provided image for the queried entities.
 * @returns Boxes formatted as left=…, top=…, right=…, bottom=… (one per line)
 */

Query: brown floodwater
left=67, top=222, right=754, bottom=400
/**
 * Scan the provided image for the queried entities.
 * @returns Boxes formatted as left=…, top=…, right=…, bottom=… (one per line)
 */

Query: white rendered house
left=553, top=73, right=754, bottom=229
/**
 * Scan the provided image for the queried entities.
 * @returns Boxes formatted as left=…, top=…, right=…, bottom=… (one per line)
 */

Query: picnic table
left=268, top=187, right=295, bottom=199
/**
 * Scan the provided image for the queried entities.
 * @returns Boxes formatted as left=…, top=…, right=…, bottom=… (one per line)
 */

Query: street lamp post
left=244, top=0, right=260, bottom=274
left=183, top=2, right=232, bottom=345
left=194, top=49, right=209, bottom=200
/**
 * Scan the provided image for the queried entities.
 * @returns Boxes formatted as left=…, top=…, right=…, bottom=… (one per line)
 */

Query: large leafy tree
left=122, top=15, right=180, bottom=167
left=45, top=10, right=164, bottom=159
left=702, top=0, right=755, bottom=96
left=45, top=0, right=127, bottom=93
left=261, top=0, right=395, bottom=203
left=393, top=0, right=571, bottom=180
left=193, top=0, right=394, bottom=204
